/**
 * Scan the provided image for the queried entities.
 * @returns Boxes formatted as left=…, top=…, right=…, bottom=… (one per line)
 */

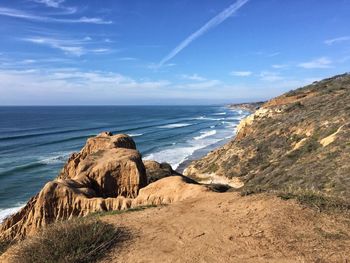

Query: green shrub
left=9, top=218, right=127, bottom=263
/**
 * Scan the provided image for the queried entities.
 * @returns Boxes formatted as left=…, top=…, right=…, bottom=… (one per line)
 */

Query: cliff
left=185, top=73, right=350, bottom=200
left=228, top=101, right=265, bottom=112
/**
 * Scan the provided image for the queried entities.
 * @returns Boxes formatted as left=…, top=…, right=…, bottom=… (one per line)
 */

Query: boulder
left=143, top=160, right=180, bottom=183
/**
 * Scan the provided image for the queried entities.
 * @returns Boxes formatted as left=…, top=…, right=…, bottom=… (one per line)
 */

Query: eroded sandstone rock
left=0, top=132, right=146, bottom=240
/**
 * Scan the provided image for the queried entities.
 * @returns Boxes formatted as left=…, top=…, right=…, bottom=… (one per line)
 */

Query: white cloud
left=0, top=7, right=112, bottom=24
left=324, top=36, right=350, bottom=45
left=298, top=57, right=332, bottom=69
left=0, top=69, right=171, bottom=101
left=32, top=0, right=65, bottom=8
left=230, top=71, right=252, bottom=77
left=181, top=74, right=206, bottom=81
left=22, top=36, right=110, bottom=56
left=0, top=67, right=324, bottom=105
left=32, top=0, right=77, bottom=14
left=259, top=71, right=283, bottom=82
left=158, top=0, right=249, bottom=67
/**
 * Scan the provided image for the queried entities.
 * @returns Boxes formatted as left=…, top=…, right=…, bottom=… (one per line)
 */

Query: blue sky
left=0, top=0, right=349, bottom=105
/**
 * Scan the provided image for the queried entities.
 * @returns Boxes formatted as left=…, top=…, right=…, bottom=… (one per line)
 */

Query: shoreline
left=177, top=102, right=260, bottom=174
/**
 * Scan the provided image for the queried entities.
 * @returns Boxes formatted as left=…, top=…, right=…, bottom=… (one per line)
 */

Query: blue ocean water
left=0, top=106, right=248, bottom=219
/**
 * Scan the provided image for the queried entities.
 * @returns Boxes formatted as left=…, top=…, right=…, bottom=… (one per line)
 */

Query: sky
left=0, top=0, right=350, bottom=105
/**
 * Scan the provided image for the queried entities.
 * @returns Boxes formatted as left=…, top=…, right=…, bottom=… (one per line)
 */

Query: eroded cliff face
left=185, top=74, right=350, bottom=198
left=0, top=132, right=206, bottom=241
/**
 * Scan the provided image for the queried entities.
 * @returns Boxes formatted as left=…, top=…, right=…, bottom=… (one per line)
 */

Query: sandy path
left=100, top=192, right=350, bottom=263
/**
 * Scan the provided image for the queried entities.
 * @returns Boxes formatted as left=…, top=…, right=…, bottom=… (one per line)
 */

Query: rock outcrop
left=0, top=132, right=206, bottom=242
left=185, top=73, right=350, bottom=199
left=0, top=132, right=147, bottom=240
left=143, top=160, right=181, bottom=183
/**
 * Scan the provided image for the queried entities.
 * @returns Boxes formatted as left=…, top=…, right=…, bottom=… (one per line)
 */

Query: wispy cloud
left=0, top=7, right=112, bottom=24
left=22, top=36, right=111, bottom=56
left=32, top=0, right=64, bottom=8
left=181, top=74, right=206, bottom=81
left=31, top=0, right=77, bottom=14
left=298, top=57, right=332, bottom=69
left=158, top=0, right=249, bottom=67
left=324, top=36, right=350, bottom=45
left=230, top=71, right=252, bottom=77
left=259, top=71, right=283, bottom=82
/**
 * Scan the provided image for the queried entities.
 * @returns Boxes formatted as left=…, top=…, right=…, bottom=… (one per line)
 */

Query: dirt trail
left=100, top=192, right=350, bottom=263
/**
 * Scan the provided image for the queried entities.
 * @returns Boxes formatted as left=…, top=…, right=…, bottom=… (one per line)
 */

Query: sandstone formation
left=0, top=132, right=147, bottom=240
left=185, top=73, right=350, bottom=199
left=143, top=160, right=181, bottom=183
left=133, top=176, right=207, bottom=207
left=1, top=132, right=204, bottom=241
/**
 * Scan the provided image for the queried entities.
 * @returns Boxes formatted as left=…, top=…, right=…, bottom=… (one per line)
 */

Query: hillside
left=185, top=73, right=350, bottom=202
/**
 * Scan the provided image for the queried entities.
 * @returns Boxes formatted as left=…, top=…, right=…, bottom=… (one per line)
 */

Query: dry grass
left=8, top=218, right=128, bottom=263
left=277, top=191, right=350, bottom=213
left=91, top=205, right=157, bottom=217
left=0, top=239, right=13, bottom=256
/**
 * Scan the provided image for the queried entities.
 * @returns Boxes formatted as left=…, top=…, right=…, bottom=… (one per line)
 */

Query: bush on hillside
left=9, top=218, right=127, bottom=263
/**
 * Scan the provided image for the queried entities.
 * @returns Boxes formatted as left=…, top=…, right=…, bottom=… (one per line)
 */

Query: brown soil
left=100, top=192, right=350, bottom=263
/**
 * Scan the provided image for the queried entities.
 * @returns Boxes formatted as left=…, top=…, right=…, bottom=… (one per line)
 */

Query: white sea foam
left=39, top=152, right=72, bottom=165
left=128, top=133, right=143, bottom=137
left=0, top=205, right=24, bottom=223
left=194, top=130, right=217, bottom=140
left=158, top=123, right=191, bottom=129
left=144, top=136, right=222, bottom=169
left=213, top=112, right=227, bottom=115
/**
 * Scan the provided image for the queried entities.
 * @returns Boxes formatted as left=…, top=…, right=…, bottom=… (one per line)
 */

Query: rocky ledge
left=0, top=132, right=208, bottom=241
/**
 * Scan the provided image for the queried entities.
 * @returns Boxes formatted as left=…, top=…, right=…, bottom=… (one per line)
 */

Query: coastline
left=177, top=102, right=260, bottom=174
left=227, top=101, right=265, bottom=113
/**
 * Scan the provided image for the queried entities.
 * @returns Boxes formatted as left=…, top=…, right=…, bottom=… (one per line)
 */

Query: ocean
left=0, top=105, right=249, bottom=221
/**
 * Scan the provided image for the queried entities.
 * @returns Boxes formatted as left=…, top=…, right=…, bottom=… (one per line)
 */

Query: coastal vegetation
left=7, top=219, right=125, bottom=263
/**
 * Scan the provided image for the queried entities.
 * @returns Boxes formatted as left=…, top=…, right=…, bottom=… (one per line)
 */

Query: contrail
left=158, top=0, right=249, bottom=67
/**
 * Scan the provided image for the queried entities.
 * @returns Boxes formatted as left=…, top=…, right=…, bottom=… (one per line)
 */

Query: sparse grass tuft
left=277, top=191, right=350, bottom=213
left=91, top=205, right=157, bottom=217
left=315, top=227, right=350, bottom=240
left=9, top=218, right=128, bottom=263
